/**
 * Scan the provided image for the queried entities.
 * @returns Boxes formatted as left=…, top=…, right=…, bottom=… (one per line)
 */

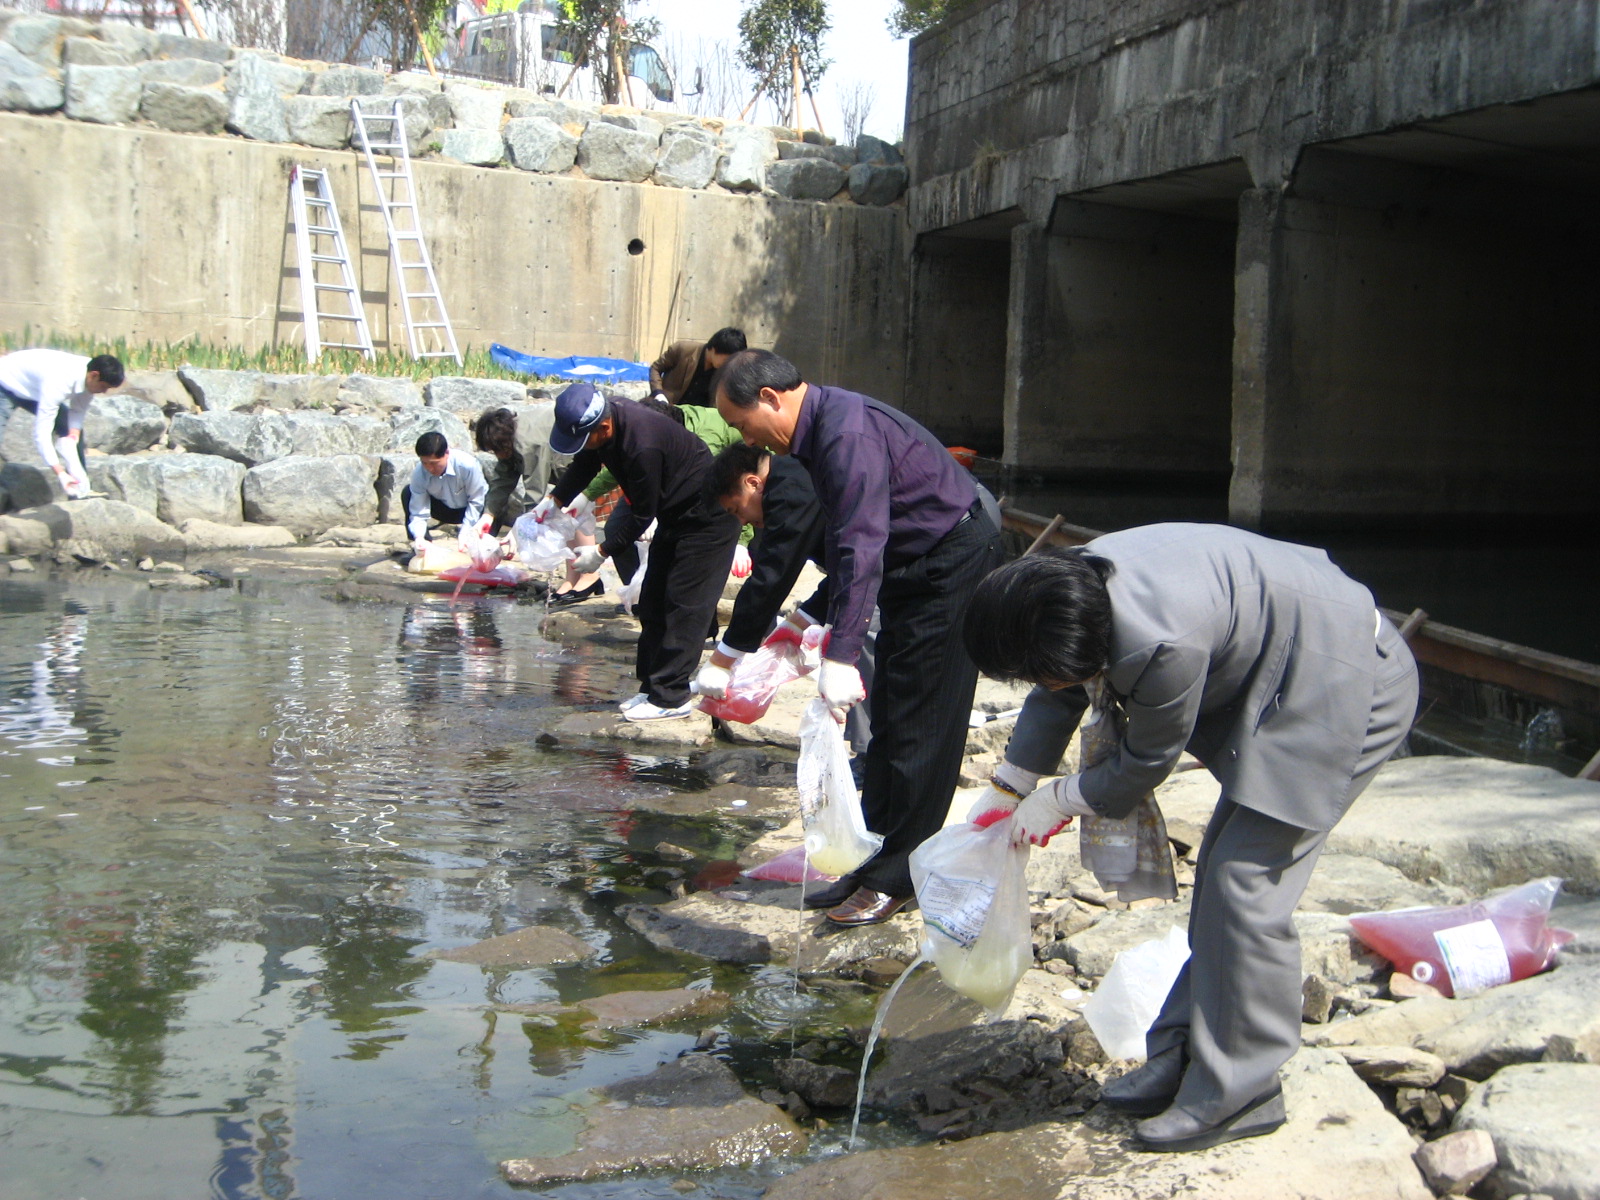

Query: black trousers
left=634, top=500, right=741, bottom=707
left=855, top=510, right=1003, bottom=896
left=606, top=499, right=640, bottom=584
left=400, top=486, right=467, bottom=528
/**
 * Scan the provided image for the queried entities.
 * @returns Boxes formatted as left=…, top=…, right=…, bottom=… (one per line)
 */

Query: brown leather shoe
left=825, top=886, right=914, bottom=926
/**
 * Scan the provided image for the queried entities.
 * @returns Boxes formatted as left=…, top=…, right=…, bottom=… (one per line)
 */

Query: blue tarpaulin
left=490, top=343, right=651, bottom=384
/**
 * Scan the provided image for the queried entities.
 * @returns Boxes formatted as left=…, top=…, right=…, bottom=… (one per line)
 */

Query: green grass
left=0, top=327, right=537, bottom=384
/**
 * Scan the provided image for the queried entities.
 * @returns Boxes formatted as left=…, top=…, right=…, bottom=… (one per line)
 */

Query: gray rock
left=309, top=64, right=384, bottom=96
left=279, top=411, right=390, bottom=457
left=444, top=80, right=505, bottom=130
left=716, top=124, right=776, bottom=191
left=137, top=57, right=225, bottom=86
left=438, top=127, right=505, bottom=165
left=800, top=128, right=832, bottom=146
left=63, top=37, right=131, bottom=68
left=64, top=62, right=142, bottom=124
left=777, top=140, right=854, bottom=166
left=654, top=125, right=719, bottom=189
left=767, top=157, right=846, bottom=200
left=1453, top=1062, right=1600, bottom=1199
left=0, top=42, right=64, bottom=111
left=506, top=95, right=597, bottom=128
left=225, top=52, right=288, bottom=142
left=620, top=900, right=772, bottom=964
left=503, top=115, right=579, bottom=173
left=139, top=81, right=228, bottom=134
left=1551, top=897, right=1600, bottom=960
left=179, top=517, right=296, bottom=551
left=0, top=461, right=63, bottom=508
left=388, top=406, right=470, bottom=453
left=169, top=411, right=292, bottom=467
left=427, top=924, right=594, bottom=967
left=855, top=133, right=902, bottom=164
left=242, top=454, right=378, bottom=533
left=339, top=374, right=422, bottom=409
left=6, top=15, right=90, bottom=67
left=1300, top=852, right=1459, bottom=915
left=847, top=161, right=909, bottom=206
left=424, top=376, right=525, bottom=416
left=866, top=1019, right=1067, bottom=1110
left=384, top=70, right=441, bottom=95
left=247, top=58, right=307, bottom=95
left=177, top=367, right=264, bottom=412
left=83, top=395, right=166, bottom=454
left=353, top=92, right=435, bottom=155
left=1413, top=1129, right=1497, bottom=1197
left=500, top=1056, right=805, bottom=1187
left=95, top=23, right=157, bottom=61
left=149, top=454, right=246, bottom=525
left=258, top=373, right=340, bottom=411
left=568, top=987, right=732, bottom=1031
left=87, top=455, right=160, bottom=514
left=1335, top=1044, right=1448, bottom=1087
left=153, top=33, right=229, bottom=64
left=577, top=120, right=660, bottom=183
left=284, top=94, right=351, bottom=149
left=599, top=110, right=656, bottom=133
left=774, top=1058, right=858, bottom=1108
left=0, top=498, right=184, bottom=559
left=372, top=452, right=413, bottom=522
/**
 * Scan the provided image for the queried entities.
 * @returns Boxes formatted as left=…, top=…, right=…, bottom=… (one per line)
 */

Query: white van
left=448, top=1, right=675, bottom=109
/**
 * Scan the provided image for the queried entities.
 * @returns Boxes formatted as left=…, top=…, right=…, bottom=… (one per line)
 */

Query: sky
left=634, top=0, right=913, bottom=143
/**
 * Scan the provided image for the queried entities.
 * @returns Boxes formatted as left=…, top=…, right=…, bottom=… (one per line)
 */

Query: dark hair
left=87, top=354, right=124, bottom=387
left=638, top=395, right=685, bottom=424
left=414, top=430, right=448, bottom=458
left=702, top=440, right=769, bottom=507
left=706, top=327, right=747, bottom=356
left=715, top=348, right=803, bottom=409
left=962, top=549, right=1115, bottom=685
left=474, top=407, right=517, bottom=456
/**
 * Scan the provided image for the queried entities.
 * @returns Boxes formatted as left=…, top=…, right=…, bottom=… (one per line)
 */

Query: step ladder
left=288, top=164, right=375, bottom=361
left=350, top=99, right=462, bottom=364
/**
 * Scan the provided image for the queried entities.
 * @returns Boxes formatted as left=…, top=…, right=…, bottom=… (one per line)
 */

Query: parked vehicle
left=447, top=0, right=675, bottom=109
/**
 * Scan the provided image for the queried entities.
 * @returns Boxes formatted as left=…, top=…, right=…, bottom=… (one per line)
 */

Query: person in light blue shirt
left=402, top=431, right=487, bottom=549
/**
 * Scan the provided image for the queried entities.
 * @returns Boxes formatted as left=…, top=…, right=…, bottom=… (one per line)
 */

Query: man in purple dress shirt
left=715, top=349, right=1003, bottom=926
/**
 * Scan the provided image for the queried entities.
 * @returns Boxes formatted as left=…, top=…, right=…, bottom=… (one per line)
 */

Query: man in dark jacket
left=540, top=384, right=741, bottom=721
left=649, top=327, right=746, bottom=407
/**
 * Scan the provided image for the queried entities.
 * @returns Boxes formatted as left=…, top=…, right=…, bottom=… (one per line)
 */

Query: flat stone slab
left=571, top=987, right=731, bottom=1031
left=426, top=924, right=595, bottom=968
left=1452, top=1061, right=1600, bottom=1200
left=555, top=708, right=715, bottom=748
left=767, top=1048, right=1429, bottom=1200
left=500, top=1055, right=806, bottom=1186
left=180, top=518, right=297, bottom=551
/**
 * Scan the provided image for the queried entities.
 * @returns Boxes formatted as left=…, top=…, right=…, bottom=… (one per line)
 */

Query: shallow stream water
left=0, top=572, right=902, bottom=1200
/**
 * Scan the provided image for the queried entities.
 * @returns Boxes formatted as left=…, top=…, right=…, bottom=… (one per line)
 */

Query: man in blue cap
left=536, top=383, right=741, bottom=720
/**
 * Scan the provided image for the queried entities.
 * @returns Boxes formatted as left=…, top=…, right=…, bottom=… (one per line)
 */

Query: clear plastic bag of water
left=458, top=525, right=504, bottom=572
left=909, top=816, right=1033, bottom=1014
left=700, top=643, right=804, bottom=723
left=1082, top=924, right=1190, bottom=1060
left=511, top=509, right=577, bottom=573
left=796, top=697, right=882, bottom=878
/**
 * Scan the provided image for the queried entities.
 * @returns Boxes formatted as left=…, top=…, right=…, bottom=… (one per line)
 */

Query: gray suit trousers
left=1146, top=619, right=1418, bottom=1121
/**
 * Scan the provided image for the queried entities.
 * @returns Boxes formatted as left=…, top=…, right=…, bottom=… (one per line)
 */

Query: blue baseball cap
left=548, top=383, right=609, bottom=454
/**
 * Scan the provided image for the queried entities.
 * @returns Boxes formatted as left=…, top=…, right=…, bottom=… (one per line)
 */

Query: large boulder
left=308, top=64, right=384, bottom=96
left=0, top=498, right=184, bottom=559
left=153, top=32, right=228, bottom=63
left=63, top=36, right=131, bottom=68
left=767, top=157, right=846, bottom=200
left=340, top=374, right=422, bottom=409
left=438, top=126, right=504, bottom=166
left=506, top=94, right=597, bottom=128
left=179, top=517, right=296, bottom=551
left=118, top=370, right=194, bottom=415
left=389, top=406, right=470, bottom=453
left=444, top=80, right=506, bottom=130
left=1452, top=1061, right=1600, bottom=1199
left=855, top=133, right=902, bottom=164
left=847, top=161, right=909, bottom=206
left=0, top=42, right=64, bottom=111
left=716, top=124, right=777, bottom=191
left=353, top=92, right=436, bottom=155
left=284, top=94, right=351, bottom=149
left=86, top=455, right=161, bottom=514
left=169, top=411, right=292, bottom=467
left=0, top=461, right=62, bottom=508
left=149, top=454, right=245, bottom=525
left=139, top=80, right=229, bottom=133
left=654, top=123, right=719, bottom=189
left=83, top=395, right=166, bottom=455
left=225, top=51, right=288, bottom=142
left=503, top=115, right=579, bottom=173
left=242, top=454, right=378, bottom=533
left=6, top=14, right=92, bottom=67
left=64, top=62, right=141, bottom=124
left=136, top=57, right=225, bottom=86
left=424, top=376, right=526, bottom=416
left=577, top=120, right=660, bottom=183
left=258, top=374, right=341, bottom=410
left=280, top=411, right=391, bottom=457
left=177, top=367, right=264, bottom=411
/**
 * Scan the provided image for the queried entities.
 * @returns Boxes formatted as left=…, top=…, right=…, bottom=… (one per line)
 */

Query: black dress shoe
left=549, top=580, right=604, bottom=607
left=1101, top=1045, right=1186, bottom=1116
left=825, top=886, right=914, bottom=927
left=1135, top=1083, right=1286, bottom=1153
left=802, top=875, right=858, bottom=910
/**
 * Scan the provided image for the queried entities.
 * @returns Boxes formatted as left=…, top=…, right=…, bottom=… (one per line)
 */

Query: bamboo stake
left=1024, top=514, right=1065, bottom=555
left=401, top=0, right=439, bottom=77
left=173, top=0, right=207, bottom=39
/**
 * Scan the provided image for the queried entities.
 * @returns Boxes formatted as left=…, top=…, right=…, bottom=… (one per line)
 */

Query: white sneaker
left=622, top=700, right=694, bottom=722
left=619, top=692, right=649, bottom=712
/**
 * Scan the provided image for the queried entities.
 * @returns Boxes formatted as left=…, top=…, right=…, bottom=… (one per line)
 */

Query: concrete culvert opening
left=627, top=238, right=646, bottom=255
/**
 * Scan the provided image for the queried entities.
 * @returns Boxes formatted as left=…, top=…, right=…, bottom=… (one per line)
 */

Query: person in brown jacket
left=649, top=327, right=747, bottom=407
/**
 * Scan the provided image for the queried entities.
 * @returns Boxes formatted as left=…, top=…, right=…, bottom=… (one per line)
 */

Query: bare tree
left=838, top=79, right=874, bottom=146
left=654, top=33, right=746, bottom=120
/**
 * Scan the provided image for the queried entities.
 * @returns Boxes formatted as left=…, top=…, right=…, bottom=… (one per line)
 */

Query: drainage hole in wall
left=627, top=238, right=646, bottom=255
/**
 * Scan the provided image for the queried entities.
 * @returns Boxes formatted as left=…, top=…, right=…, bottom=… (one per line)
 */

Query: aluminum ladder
left=288, top=164, right=375, bottom=361
left=350, top=99, right=462, bottom=364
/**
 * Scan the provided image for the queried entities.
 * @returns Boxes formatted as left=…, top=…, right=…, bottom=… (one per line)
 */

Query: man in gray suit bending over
left=962, top=524, right=1417, bottom=1153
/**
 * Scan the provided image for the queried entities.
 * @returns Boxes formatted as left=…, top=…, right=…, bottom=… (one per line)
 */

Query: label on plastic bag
left=920, top=873, right=996, bottom=949
left=1434, top=918, right=1512, bottom=995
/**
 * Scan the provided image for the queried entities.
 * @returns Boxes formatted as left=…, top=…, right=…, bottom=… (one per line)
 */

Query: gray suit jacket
left=1005, top=524, right=1382, bottom=832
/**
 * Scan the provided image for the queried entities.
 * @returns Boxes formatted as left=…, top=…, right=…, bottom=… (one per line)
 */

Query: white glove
left=571, top=544, right=605, bottom=574
left=694, top=662, right=731, bottom=699
left=412, top=539, right=429, bottom=557
left=965, top=761, right=1042, bottom=827
left=529, top=496, right=556, bottom=523
left=1011, top=774, right=1096, bottom=847
left=729, top=544, right=752, bottom=579
left=564, top=493, right=593, bottom=518
left=817, top=658, right=865, bottom=719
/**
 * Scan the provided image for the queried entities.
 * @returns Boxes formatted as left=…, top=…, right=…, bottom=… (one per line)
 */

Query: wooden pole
left=401, top=0, right=439, bottom=77
left=173, top=0, right=208, bottom=39
left=789, top=45, right=803, bottom=132
left=1024, top=514, right=1065, bottom=556
left=1397, top=607, right=1430, bottom=640
left=1579, top=746, right=1600, bottom=782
